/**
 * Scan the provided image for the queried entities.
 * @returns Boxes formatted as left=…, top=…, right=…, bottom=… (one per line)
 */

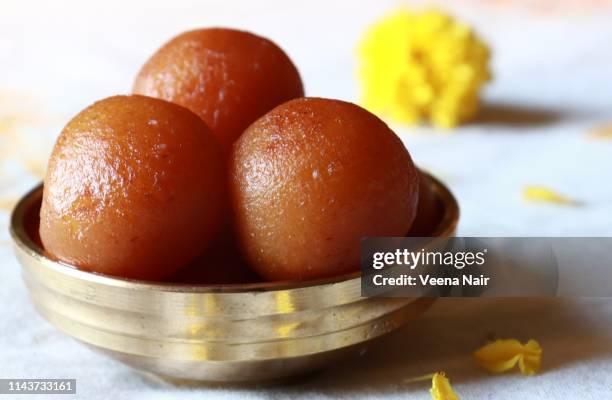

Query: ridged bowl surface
left=10, top=173, right=458, bottom=383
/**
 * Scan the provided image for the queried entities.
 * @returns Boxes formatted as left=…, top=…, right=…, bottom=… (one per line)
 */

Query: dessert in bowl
left=10, top=27, right=459, bottom=383
left=10, top=171, right=457, bottom=383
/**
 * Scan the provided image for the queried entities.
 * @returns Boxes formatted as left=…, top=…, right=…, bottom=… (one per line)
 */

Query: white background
left=1, top=0, right=611, bottom=398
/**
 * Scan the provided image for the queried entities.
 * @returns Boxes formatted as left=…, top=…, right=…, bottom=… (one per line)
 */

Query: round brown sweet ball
left=230, top=97, right=420, bottom=281
left=40, top=95, right=226, bottom=281
left=133, top=28, right=304, bottom=153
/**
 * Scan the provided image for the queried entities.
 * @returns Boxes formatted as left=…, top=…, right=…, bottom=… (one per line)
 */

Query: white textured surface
left=1, top=0, right=611, bottom=398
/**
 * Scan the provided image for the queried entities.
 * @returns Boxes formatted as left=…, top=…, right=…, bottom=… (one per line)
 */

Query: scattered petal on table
left=588, top=123, right=612, bottom=139
left=474, top=339, right=542, bottom=375
left=523, top=186, right=582, bottom=207
left=0, top=197, right=18, bottom=211
left=430, top=372, right=460, bottom=400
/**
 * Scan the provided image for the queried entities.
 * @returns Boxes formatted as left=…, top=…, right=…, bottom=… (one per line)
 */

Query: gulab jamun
left=40, top=95, right=226, bottom=281
left=133, top=28, right=304, bottom=153
left=230, top=97, right=420, bottom=281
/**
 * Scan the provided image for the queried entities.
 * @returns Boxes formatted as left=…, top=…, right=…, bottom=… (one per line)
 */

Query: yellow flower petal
left=474, top=339, right=542, bottom=375
left=430, top=372, right=460, bottom=400
left=518, top=339, right=543, bottom=375
left=523, top=186, right=582, bottom=207
left=588, top=123, right=612, bottom=139
left=357, top=8, right=491, bottom=129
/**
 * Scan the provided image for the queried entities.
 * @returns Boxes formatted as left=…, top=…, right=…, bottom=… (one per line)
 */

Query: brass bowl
left=10, top=173, right=458, bottom=383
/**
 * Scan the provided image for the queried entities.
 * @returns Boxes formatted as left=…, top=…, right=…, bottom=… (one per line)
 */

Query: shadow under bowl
left=9, top=172, right=458, bottom=383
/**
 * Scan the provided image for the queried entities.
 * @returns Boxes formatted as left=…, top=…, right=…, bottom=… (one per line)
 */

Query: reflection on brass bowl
left=10, top=172, right=458, bottom=383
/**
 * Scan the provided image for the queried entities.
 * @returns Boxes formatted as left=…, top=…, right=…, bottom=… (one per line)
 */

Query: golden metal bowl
left=10, top=173, right=458, bottom=383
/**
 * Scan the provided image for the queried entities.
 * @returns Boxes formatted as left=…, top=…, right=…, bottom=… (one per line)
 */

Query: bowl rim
left=10, top=171, right=458, bottom=293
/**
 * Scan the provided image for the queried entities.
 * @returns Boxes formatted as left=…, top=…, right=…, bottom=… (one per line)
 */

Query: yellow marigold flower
left=430, top=372, right=460, bottom=400
left=523, top=186, right=582, bottom=206
left=474, top=339, right=542, bottom=375
left=357, top=9, right=491, bottom=128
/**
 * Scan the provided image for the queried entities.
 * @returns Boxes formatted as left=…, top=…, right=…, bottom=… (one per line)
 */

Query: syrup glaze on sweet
left=40, top=95, right=226, bottom=280
left=230, top=97, right=420, bottom=281
left=133, top=28, right=304, bottom=153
